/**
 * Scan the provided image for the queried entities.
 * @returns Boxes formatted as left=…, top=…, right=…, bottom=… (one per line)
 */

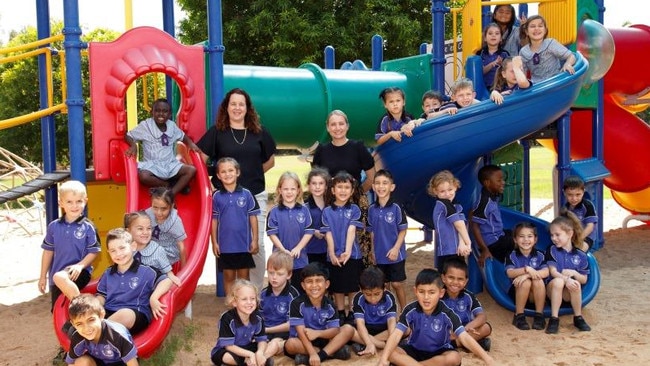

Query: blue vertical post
left=431, top=0, right=449, bottom=92
left=419, top=42, right=428, bottom=55
left=36, top=0, right=58, bottom=223
left=162, top=0, right=175, bottom=104
left=371, top=35, right=383, bottom=71
left=556, top=111, right=572, bottom=206
left=324, top=46, right=335, bottom=69
left=62, top=0, right=87, bottom=184
left=518, top=4, right=529, bottom=22
left=521, top=139, right=531, bottom=214
left=591, top=0, right=606, bottom=250
left=207, top=0, right=226, bottom=296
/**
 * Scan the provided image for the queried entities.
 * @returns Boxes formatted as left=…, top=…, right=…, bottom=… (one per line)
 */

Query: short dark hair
left=69, top=294, right=104, bottom=320
left=477, top=164, right=502, bottom=184
left=441, top=257, right=468, bottom=277
left=422, top=90, right=444, bottom=103
left=563, top=175, right=585, bottom=191
left=415, top=268, right=443, bottom=288
left=374, top=169, right=394, bottom=183
left=300, top=262, right=329, bottom=281
left=359, top=266, right=385, bottom=290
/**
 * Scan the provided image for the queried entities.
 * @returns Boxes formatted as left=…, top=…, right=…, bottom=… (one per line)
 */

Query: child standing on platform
left=545, top=212, right=591, bottom=334
left=367, top=169, right=408, bottom=309
left=305, top=167, right=330, bottom=266
left=39, top=180, right=100, bottom=310
left=210, top=279, right=278, bottom=366
left=125, top=98, right=200, bottom=195
left=476, top=23, right=510, bottom=89
left=562, top=176, right=597, bottom=252
left=125, top=211, right=181, bottom=287
left=427, top=170, right=472, bottom=269
left=146, top=187, right=188, bottom=267
left=321, top=171, right=365, bottom=325
left=260, top=251, right=300, bottom=346
left=519, top=15, right=576, bottom=83
left=505, top=222, right=548, bottom=330
left=211, top=157, right=260, bottom=297
left=375, top=87, right=419, bottom=145
left=267, top=172, right=314, bottom=291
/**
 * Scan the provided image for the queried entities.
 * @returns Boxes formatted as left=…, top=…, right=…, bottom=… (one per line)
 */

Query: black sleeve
left=197, top=125, right=218, bottom=159
left=260, top=126, right=277, bottom=162
left=356, top=140, right=375, bottom=172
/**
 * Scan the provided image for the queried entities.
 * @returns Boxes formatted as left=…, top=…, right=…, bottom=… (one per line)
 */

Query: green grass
left=141, top=322, right=198, bottom=366
left=265, top=147, right=610, bottom=199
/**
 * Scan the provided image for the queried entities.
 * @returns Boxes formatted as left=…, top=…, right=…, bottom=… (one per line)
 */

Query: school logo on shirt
left=456, top=300, right=467, bottom=312
left=74, top=225, right=86, bottom=239
left=237, top=196, right=247, bottom=208
left=571, top=254, right=582, bottom=266
left=276, top=301, right=289, bottom=315
left=101, top=344, right=116, bottom=358
left=432, top=318, right=444, bottom=332
left=344, top=209, right=353, bottom=219
left=530, top=256, right=540, bottom=268
left=129, top=277, right=140, bottom=289
left=384, top=212, right=395, bottom=224
left=296, top=212, right=306, bottom=224
left=375, top=304, right=387, bottom=316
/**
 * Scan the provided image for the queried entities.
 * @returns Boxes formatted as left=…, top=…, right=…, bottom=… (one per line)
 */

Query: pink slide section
left=570, top=25, right=650, bottom=213
left=52, top=27, right=212, bottom=358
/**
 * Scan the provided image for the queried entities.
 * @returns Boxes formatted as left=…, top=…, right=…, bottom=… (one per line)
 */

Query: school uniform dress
left=97, top=260, right=167, bottom=324
left=375, top=112, right=415, bottom=141
left=352, top=290, right=398, bottom=335
left=367, top=199, right=408, bottom=281
left=321, top=203, right=364, bottom=293
left=288, top=294, right=339, bottom=338
left=305, top=197, right=327, bottom=264
left=66, top=319, right=137, bottom=364
left=564, top=199, right=598, bottom=246
left=441, top=289, right=485, bottom=326
left=126, top=118, right=185, bottom=179
left=266, top=202, right=315, bottom=272
left=505, top=249, right=547, bottom=298
left=471, top=188, right=513, bottom=262
left=212, top=184, right=260, bottom=270
left=397, top=301, right=464, bottom=358
left=210, top=309, right=268, bottom=364
left=544, top=245, right=590, bottom=277
left=520, top=38, right=573, bottom=83
left=432, top=198, right=467, bottom=264
left=260, top=283, right=300, bottom=339
left=145, top=207, right=187, bottom=265
left=137, top=239, right=173, bottom=274
left=477, top=47, right=510, bottom=88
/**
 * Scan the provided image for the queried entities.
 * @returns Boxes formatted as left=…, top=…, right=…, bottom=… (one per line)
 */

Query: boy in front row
left=284, top=263, right=354, bottom=365
left=260, top=251, right=300, bottom=348
left=66, top=293, right=138, bottom=365
left=378, top=268, right=495, bottom=366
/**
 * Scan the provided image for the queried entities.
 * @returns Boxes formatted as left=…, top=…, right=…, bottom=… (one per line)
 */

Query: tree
left=176, top=0, right=465, bottom=67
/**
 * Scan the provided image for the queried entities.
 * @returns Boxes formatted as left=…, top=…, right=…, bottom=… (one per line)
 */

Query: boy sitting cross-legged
left=284, top=262, right=355, bottom=365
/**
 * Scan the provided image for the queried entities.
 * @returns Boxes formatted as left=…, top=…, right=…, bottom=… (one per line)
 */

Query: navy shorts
left=377, top=260, right=407, bottom=282
left=212, top=343, right=258, bottom=366
left=400, top=344, right=457, bottom=362
left=218, top=252, right=255, bottom=271
left=365, top=322, right=389, bottom=336
left=487, top=229, right=514, bottom=263
left=105, top=309, right=150, bottom=335
left=50, top=269, right=91, bottom=311
left=329, top=259, right=362, bottom=293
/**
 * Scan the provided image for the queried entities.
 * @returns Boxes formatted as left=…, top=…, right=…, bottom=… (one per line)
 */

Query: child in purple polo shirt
left=39, top=180, right=100, bottom=310
left=367, top=169, right=408, bottom=309
left=97, top=228, right=171, bottom=335
left=211, top=157, right=260, bottom=297
left=267, top=172, right=314, bottom=291
left=66, top=294, right=138, bottom=366
left=562, top=176, right=598, bottom=252
left=305, top=167, right=330, bottom=266
left=427, top=170, right=472, bottom=269
left=378, top=269, right=495, bottom=366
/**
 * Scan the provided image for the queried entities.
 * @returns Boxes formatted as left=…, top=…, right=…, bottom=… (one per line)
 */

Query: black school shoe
left=294, top=354, right=309, bottom=365
left=512, top=313, right=530, bottom=330
left=331, top=345, right=352, bottom=360
left=546, top=316, right=560, bottom=334
left=573, top=316, right=591, bottom=331
left=532, top=313, right=546, bottom=330
left=478, top=337, right=492, bottom=352
left=264, top=357, right=274, bottom=366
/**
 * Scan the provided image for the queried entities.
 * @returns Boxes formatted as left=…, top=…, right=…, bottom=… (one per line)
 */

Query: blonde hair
left=326, top=109, right=349, bottom=125
left=274, top=171, right=303, bottom=205
left=106, top=227, right=133, bottom=248
left=450, top=77, right=475, bottom=96
left=550, top=210, right=584, bottom=250
left=267, top=251, right=294, bottom=272
left=427, top=170, right=461, bottom=197
left=225, top=279, right=259, bottom=308
left=59, top=180, right=87, bottom=197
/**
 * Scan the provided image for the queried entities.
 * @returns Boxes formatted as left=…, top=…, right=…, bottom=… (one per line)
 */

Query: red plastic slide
left=570, top=25, right=650, bottom=213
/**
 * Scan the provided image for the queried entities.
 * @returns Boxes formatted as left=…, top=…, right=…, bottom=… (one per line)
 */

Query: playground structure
left=0, top=0, right=647, bottom=358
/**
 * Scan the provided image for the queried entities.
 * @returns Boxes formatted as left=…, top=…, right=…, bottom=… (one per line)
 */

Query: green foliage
left=177, top=0, right=466, bottom=67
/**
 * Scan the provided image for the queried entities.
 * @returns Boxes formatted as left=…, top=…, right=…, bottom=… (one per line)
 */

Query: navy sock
left=318, top=350, right=328, bottom=361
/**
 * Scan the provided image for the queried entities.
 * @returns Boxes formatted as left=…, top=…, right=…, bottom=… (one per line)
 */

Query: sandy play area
left=1, top=199, right=649, bottom=365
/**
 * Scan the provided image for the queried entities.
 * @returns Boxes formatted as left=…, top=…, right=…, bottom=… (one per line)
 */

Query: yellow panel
left=612, top=188, right=650, bottom=214
left=539, top=0, right=577, bottom=45
left=462, top=0, right=483, bottom=55
left=86, top=181, right=127, bottom=278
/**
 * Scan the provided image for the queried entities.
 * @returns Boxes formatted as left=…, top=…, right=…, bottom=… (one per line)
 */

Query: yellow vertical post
left=539, top=0, right=577, bottom=44
left=125, top=0, right=138, bottom=130
left=462, top=0, right=483, bottom=56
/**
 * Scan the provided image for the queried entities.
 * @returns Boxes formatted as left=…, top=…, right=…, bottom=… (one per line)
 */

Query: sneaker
left=546, top=316, right=560, bottom=334
left=351, top=342, right=365, bottom=353
left=331, top=345, right=351, bottom=360
left=532, top=313, right=546, bottom=330
left=512, top=313, right=530, bottom=330
left=265, top=357, right=275, bottom=366
left=573, top=316, right=591, bottom=331
left=478, top=337, right=491, bottom=352
left=294, top=354, right=309, bottom=365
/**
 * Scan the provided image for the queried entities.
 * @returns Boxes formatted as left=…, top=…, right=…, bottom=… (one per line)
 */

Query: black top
left=312, top=139, right=374, bottom=183
left=197, top=125, right=277, bottom=194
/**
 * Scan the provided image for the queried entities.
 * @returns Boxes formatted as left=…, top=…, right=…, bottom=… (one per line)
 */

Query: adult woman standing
left=197, top=88, right=277, bottom=291
left=492, top=4, right=523, bottom=57
left=312, top=110, right=376, bottom=265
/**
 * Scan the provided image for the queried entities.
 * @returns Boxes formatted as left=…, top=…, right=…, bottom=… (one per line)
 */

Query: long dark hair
left=215, top=88, right=262, bottom=134
left=491, top=5, right=517, bottom=47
